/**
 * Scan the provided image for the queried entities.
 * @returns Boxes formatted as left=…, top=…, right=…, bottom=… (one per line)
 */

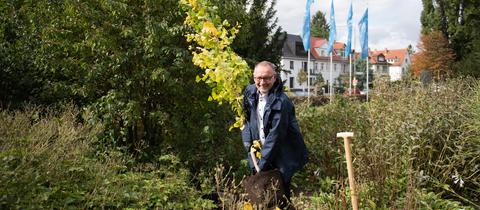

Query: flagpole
left=349, top=53, right=352, bottom=95
left=353, top=25, right=356, bottom=85
left=307, top=49, right=310, bottom=102
left=301, top=0, right=313, bottom=101
left=366, top=1, right=369, bottom=101
left=330, top=52, right=333, bottom=100
left=366, top=58, right=369, bottom=101
left=346, top=0, right=353, bottom=96
left=358, top=7, right=368, bottom=101
left=352, top=23, right=355, bottom=94
left=327, top=0, right=335, bottom=101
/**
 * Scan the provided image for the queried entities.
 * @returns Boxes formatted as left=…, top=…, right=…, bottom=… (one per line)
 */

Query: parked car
left=360, top=89, right=372, bottom=95
left=343, top=88, right=361, bottom=96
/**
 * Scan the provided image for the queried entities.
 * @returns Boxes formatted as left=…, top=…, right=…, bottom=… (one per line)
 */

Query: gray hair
left=254, top=61, right=276, bottom=73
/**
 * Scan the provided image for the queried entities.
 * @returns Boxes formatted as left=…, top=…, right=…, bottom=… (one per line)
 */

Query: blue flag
left=301, top=0, right=314, bottom=51
left=358, top=8, right=368, bottom=59
left=345, top=1, right=353, bottom=57
left=327, top=0, right=336, bottom=55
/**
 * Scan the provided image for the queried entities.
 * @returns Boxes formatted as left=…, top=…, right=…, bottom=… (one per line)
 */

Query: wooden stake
left=337, top=132, right=358, bottom=210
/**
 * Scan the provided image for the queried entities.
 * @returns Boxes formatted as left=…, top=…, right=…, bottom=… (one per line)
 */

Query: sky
left=274, top=0, right=423, bottom=51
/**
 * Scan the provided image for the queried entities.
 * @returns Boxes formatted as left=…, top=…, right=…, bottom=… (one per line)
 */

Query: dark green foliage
left=456, top=38, right=480, bottom=77
left=216, top=0, right=286, bottom=68
left=34, top=0, right=223, bottom=162
left=0, top=0, right=284, bottom=171
left=420, top=0, right=480, bottom=77
left=0, top=1, right=43, bottom=106
left=310, top=11, right=329, bottom=39
left=0, top=0, right=249, bottom=172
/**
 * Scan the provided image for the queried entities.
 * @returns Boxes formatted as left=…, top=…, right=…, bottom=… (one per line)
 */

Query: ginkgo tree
left=181, top=0, right=251, bottom=130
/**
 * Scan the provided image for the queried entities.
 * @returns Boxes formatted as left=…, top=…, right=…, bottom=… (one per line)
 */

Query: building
left=310, top=37, right=351, bottom=91
left=280, top=34, right=313, bottom=96
left=280, top=34, right=411, bottom=96
left=369, top=51, right=390, bottom=80
left=280, top=34, right=351, bottom=96
left=370, top=48, right=411, bottom=81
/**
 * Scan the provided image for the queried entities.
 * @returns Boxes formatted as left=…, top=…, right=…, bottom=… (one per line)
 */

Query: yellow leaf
left=202, top=21, right=218, bottom=35
left=243, top=202, right=253, bottom=210
left=188, top=0, right=197, bottom=9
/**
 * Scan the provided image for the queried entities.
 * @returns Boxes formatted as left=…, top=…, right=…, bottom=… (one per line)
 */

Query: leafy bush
left=295, top=96, right=368, bottom=193
left=295, top=78, right=480, bottom=208
left=0, top=105, right=214, bottom=209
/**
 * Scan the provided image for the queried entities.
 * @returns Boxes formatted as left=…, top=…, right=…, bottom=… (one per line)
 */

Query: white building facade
left=371, top=49, right=412, bottom=81
left=280, top=34, right=350, bottom=96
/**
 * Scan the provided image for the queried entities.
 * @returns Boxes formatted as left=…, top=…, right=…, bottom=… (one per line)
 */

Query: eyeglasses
left=254, top=76, right=274, bottom=82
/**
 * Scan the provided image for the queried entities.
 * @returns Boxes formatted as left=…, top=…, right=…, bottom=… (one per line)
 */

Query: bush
left=0, top=105, right=214, bottom=209
left=294, top=78, right=480, bottom=208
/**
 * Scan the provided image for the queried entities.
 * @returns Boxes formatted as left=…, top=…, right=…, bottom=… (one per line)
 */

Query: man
left=242, top=61, right=308, bottom=200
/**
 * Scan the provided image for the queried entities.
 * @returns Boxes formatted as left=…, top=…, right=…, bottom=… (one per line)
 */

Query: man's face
left=253, top=65, right=275, bottom=94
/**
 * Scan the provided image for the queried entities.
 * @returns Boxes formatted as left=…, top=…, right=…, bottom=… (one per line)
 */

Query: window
left=309, top=78, right=314, bottom=85
left=289, top=61, right=294, bottom=69
left=334, top=64, right=337, bottom=71
left=314, top=62, right=318, bottom=71
left=321, top=63, right=324, bottom=70
left=303, top=62, right=307, bottom=70
left=378, top=55, right=385, bottom=62
left=289, top=77, right=294, bottom=88
left=295, top=42, right=308, bottom=56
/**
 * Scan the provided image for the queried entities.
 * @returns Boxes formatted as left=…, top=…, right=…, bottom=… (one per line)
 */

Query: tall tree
left=420, top=0, right=480, bottom=77
left=411, top=30, right=456, bottom=80
left=310, top=11, right=329, bottom=38
left=217, top=0, right=286, bottom=69
left=0, top=0, right=233, bottom=163
left=0, top=0, right=287, bottom=169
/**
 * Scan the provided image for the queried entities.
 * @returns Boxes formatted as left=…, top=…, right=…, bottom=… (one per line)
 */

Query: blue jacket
left=242, top=80, right=308, bottom=182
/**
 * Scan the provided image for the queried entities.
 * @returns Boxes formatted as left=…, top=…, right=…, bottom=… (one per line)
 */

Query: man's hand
left=250, top=140, right=262, bottom=159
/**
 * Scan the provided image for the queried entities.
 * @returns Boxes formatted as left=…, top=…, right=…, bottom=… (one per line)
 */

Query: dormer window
left=295, top=42, right=307, bottom=56
left=378, top=55, right=385, bottom=62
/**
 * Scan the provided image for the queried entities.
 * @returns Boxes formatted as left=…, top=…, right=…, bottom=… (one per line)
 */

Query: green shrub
left=295, top=78, right=480, bottom=208
left=413, top=189, right=474, bottom=210
left=295, top=96, right=369, bottom=193
left=0, top=105, right=215, bottom=209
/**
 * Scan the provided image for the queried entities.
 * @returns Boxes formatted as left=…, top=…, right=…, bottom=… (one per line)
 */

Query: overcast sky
left=274, top=0, right=423, bottom=50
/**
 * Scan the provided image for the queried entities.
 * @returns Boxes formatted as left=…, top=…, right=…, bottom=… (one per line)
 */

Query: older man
left=242, top=61, right=308, bottom=201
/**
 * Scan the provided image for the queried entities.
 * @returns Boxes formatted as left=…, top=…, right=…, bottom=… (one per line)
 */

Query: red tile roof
left=309, top=37, right=327, bottom=58
left=370, top=48, right=408, bottom=66
left=309, top=37, right=346, bottom=61
left=368, top=51, right=388, bottom=65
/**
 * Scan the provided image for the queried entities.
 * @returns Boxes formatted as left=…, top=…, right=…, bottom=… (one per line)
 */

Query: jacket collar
left=246, top=78, right=283, bottom=104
